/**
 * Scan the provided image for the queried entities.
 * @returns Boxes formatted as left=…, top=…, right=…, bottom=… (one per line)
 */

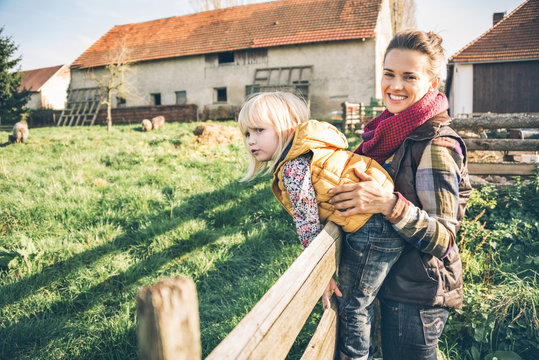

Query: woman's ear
left=430, top=76, right=441, bottom=91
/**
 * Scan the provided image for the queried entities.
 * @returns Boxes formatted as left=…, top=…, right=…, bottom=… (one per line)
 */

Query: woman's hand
left=328, top=169, right=397, bottom=217
left=322, top=278, right=342, bottom=309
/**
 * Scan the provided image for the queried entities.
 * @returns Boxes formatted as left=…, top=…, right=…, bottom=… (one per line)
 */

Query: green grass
left=0, top=122, right=536, bottom=360
left=0, top=122, right=311, bottom=359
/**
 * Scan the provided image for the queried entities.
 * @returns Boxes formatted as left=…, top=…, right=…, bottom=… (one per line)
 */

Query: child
left=238, top=91, right=405, bottom=360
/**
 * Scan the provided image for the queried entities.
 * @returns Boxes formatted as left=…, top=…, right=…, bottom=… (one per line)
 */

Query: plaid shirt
left=385, top=137, right=464, bottom=258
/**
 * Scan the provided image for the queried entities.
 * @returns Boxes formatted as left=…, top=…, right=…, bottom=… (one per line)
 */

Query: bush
left=441, top=174, right=539, bottom=360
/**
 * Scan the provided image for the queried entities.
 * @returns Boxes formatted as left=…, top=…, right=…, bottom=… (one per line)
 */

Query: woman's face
left=382, top=49, right=440, bottom=115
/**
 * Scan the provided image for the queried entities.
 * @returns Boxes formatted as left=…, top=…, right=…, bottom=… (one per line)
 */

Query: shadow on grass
left=0, top=176, right=296, bottom=359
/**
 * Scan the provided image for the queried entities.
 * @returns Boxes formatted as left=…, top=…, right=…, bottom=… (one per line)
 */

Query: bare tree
left=90, top=38, right=133, bottom=132
left=389, top=0, right=417, bottom=34
left=190, top=0, right=251, bottom=12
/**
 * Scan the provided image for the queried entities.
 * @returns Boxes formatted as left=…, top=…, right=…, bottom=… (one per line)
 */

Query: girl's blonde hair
left=238, top=91, right=310, bottom=181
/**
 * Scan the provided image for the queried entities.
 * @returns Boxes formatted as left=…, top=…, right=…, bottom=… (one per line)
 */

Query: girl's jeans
left=379, top=297, right=449, bottom=360
left=337, top=214, right=405, bottom=359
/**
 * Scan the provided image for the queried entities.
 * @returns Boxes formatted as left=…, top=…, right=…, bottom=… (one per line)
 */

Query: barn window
left=116, top=96, right=126, bottom=108
left=151, top=93, right=161, bottom=106
left=175, top=91, right=187, bottom=105
left=218, top=52, right=235, bottom=65
left=214, top=87, right=227, bottom=103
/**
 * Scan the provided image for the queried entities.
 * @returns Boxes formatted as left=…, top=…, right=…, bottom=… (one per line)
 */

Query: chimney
left=493, top=12, right=505, bottom=26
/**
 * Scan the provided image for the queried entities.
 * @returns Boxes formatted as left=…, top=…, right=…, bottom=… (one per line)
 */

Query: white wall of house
left=70, top=39, right=387, bottom=119
left=26, top=93, right=42, bottom=109
left=449, top=63, right=474, bottom=115
left=40, top=65, right=70, bottom=109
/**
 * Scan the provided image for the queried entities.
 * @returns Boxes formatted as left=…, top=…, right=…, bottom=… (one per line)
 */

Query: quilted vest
left=380, top=112, right=473, bottom=309
left=272, top=120, right=393, bottom=233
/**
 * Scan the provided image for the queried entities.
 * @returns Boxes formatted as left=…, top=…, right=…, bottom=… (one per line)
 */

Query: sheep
left=141, top=119, right=152, bottom=132
left=151, top=115, right=165, bottom=130
left=8, top=122, right=29, bottom=143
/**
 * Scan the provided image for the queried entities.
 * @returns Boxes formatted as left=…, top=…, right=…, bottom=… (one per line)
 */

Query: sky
left=0, top=0, right=526, bottom=72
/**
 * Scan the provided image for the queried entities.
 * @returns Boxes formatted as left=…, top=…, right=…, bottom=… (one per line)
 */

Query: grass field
left=0, top=122, right=536, bottom=360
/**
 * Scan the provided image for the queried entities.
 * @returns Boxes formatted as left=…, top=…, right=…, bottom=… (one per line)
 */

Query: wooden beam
left=468, top=162, right=538, bottom=176
left=451, top=114, right=539, bottom=130
left=300, top=298, right=338, bottom=360
left=206, top=222, right=342, bottom=360
left=137, top=277, right=202, bottom=360
left=464, top=139, right=539, bottom=151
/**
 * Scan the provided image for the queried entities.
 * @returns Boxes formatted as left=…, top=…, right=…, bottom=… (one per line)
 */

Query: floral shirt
left=281, top=153, right=322, bottom=248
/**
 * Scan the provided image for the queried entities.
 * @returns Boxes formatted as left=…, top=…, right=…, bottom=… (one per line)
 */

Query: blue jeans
left=380, top=297, right=449, bottom=360
left=337, top=214, right=405, bottom=359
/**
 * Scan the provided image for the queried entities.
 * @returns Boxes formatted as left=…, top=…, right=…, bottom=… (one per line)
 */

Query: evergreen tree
left=0, top=27, right=30, bottom=124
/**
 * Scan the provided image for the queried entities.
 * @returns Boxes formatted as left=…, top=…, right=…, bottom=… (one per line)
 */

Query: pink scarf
left=355, top=90, right=448, bottom=164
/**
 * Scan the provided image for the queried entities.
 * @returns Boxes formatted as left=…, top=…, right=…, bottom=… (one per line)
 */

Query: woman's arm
left=385, top=138, right=463, bottom=258
left=329, top=137, right=464, bottom=258
left=282, top=154, right=322, bottom=248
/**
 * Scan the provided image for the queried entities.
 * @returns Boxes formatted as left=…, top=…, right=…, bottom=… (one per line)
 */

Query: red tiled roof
left=19, top=65, right=64, bottom=92
left=71, top=0, right=382, bottom=69
left=449, top=0, right=539, bottom=63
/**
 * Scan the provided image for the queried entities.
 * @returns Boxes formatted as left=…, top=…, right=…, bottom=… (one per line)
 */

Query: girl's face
left=244, top=122, right=280, bottom=162
left=382, top=49, right=440, bottom=115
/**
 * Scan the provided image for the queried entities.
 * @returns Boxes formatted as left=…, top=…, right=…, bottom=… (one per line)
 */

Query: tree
left=90, top=38, right=133, bottom=132
left=0, top=27, right=30, bottom=125
left=190, top=0, right=252, bottom=12
left=389, top=0, right=417, bottom=34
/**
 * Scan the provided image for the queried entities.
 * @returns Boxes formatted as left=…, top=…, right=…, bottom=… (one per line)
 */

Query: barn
left=67, top=0, right=392, bottom=123
left=446, top=0, right=539, bottom=115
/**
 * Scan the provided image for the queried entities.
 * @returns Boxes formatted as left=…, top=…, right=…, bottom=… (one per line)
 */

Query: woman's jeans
left=337, top=214, right=405, bottom=359
left=380, top=297, right=449, bottom=360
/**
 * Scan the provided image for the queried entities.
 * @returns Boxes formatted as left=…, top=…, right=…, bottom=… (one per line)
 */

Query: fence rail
left=137, top=222, right=342, bottom=360
left=453, top=113, right=539, bottom=176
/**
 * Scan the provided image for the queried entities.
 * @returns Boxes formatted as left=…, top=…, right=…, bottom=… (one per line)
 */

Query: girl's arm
left=282, top=154, right=322, bottom=248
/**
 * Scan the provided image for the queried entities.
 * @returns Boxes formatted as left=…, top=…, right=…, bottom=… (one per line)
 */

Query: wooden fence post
left=137, top=277, right=201, bottom=360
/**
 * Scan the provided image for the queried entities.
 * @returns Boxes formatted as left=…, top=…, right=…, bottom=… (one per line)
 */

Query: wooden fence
left=451, top=113, right=539, bottom=176
left=137, top=222, right=342, bottom=360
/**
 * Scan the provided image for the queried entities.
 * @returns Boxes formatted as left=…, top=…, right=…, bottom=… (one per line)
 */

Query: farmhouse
left=446, top=0, right=539, bottom=115
left=20, top=64, right=70, bottom=110
left=69, top=0, right=392, bottom=122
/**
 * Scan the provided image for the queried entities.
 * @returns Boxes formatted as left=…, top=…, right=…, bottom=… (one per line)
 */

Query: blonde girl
left=238, top=91, right=403, bottom=360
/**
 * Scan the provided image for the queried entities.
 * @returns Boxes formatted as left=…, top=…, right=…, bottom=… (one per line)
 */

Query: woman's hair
left=238, top=91, right=310, bottom=181
left=384, top=29, right=445, bottom=79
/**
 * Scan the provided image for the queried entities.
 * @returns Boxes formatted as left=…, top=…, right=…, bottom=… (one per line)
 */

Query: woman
left=326, top=29, right=473, bottom=360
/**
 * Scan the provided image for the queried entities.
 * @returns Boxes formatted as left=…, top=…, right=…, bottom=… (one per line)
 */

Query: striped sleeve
left=282, top=154, right=322, bottom=248
left=385, top=137, right=464, bottom=258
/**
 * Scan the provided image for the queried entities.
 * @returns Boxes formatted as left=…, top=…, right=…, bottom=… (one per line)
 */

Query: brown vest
left=380, top=112, right=472, bottom=309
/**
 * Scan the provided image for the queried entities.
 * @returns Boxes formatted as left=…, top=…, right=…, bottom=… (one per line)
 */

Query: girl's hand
left=328, top=169, right=397, bottom=217
left=322, top=278, right=342, bottom=309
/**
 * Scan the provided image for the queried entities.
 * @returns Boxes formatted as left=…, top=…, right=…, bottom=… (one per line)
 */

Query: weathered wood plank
left=206, top=222, right=342, bottom=360
left=137, top=277, right=201, bottom=360
left=464, top=139, right=539, bottom=151
left=451, top=114, right=539, bottom=130
left=468, top=162, right=538, bottom=175
left=300, top=298, right=338, bottom=360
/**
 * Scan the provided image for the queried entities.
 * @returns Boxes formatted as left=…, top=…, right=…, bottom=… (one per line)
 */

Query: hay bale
left=193, top=123, right=241, bottom=145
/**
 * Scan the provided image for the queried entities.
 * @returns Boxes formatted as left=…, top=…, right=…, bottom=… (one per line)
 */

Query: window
left=214, top=87, right=227, bottom=103
left=116, top=96, right=126, bottom=108
left=218, top=52, right=235, bottom=65
left=151, top=93, right=161, bottom=106
left=175, top=91, right=187, bottom=105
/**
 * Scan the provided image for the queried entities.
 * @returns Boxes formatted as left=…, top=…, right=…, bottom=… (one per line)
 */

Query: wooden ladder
left=57, top=87, right=102, bottom=126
